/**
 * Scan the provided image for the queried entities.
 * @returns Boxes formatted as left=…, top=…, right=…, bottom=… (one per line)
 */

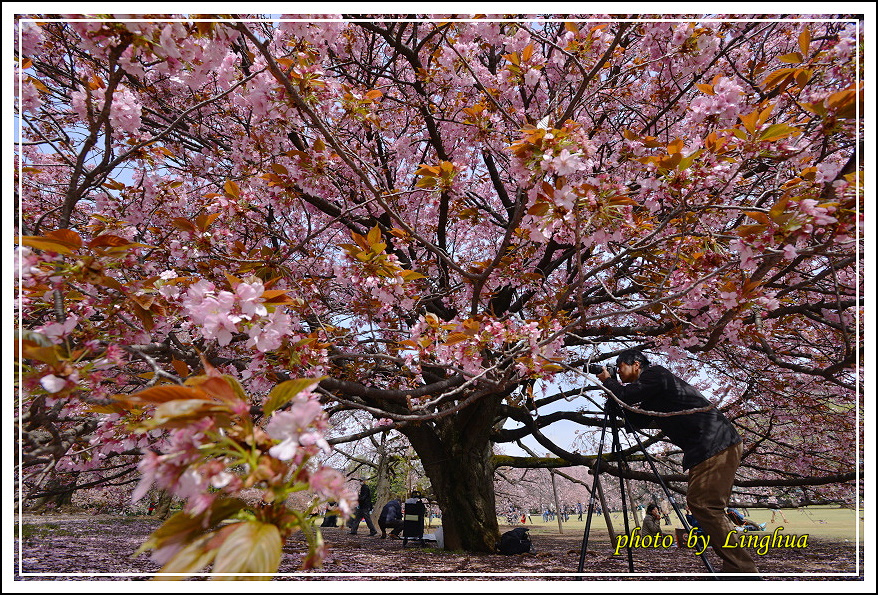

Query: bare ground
left=12, top=512, right=864, bottom=582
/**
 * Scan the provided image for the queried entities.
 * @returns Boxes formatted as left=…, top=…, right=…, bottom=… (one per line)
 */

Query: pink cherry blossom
left=39, top=374, right=67, bottom=393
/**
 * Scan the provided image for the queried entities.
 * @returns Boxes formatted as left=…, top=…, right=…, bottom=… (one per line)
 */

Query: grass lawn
left=494, top=505, right=864, bottom=542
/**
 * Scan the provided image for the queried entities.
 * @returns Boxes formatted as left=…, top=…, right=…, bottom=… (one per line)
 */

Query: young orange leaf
left=444, top=332, right=470, bottom=345
left=757, top=104, right=775, bottom=126
left=798, top=28, right=811, bottom=56
left=172, top=217, right=197, bottom=232
left=744, top=211, right=770, bottom=224
left=224, top=272, right=243, bottom=289
left=171, top=358, right=190, bottom=378
left=18, top=236, right=76, bottom=256
left=761, top=68, right=796, bottom=90
left=666, top=138, right=684, bottom=155
left=695, top=83, right=715, bottom=95
left=191, top=375, right=243, bottom=405
left=148, top=399, right=231, bottom=428
left=223, top=180, right=240, bottom=197
left=415, top=164, right=440, bottom=176
left=261, top=290, right=298, bottom=305
left=528, top=202, right=551, bottom=216
left=769, top=195, right=791, bottom=223
left=364, top=89, right=383, bottom=101
left=196, top=212, right=221, bottom=231
left=794, top=68, right=811, bottom=88
left=738, top=110, right=760, bottom=135
left=154, top=535, right=218, bottom=578
left=735, top=224, right=767, bottom=237
left=778, top=52, right=803, bottom=64
left=502, top=52, right=520, bottom=66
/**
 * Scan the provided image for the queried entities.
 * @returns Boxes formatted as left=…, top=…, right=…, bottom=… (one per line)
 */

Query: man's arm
left=600, top=366, right=663, bottom=405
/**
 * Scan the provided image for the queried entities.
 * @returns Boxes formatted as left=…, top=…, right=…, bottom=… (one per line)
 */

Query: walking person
left=349, top=480, right=378, bottom=536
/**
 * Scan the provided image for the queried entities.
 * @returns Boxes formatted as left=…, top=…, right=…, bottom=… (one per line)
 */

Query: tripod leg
left=577, top=412, right=609, bottom=575
left=610, top=414, right=635, bottom=573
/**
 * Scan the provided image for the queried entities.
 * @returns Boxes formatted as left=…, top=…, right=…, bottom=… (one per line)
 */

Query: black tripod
left=576, top=403, right=718, bottom=577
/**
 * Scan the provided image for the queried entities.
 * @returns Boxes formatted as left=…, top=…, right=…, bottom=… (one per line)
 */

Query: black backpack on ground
left=497, top=527, right=532, bottom=555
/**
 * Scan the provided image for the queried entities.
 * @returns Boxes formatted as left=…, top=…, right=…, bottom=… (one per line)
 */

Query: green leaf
left=211, top=521, right=282, bottom=579
left=136, top=499, right=250, bottom=558
left=758, top=123, right=800, bottom=142
left=769, top=195, right=791, bottom=223
left=264, top=377, right=326, bottom=416
left=400, top=270, right=426, bottom=281
left=678, top=149, right=703, bottom=171
left=366, top=225, right=382, bottom=245
left=145, top=399, right=231, bottom=428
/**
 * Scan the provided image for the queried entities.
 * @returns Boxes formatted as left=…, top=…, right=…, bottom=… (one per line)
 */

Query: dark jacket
left=378, top=499, right=402, bottom=524
left=602, top=365, right=741, bottom=470
left=357, top=484, right=373, bottom=512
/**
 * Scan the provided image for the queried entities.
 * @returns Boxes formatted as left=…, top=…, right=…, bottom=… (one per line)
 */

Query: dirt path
left=13, top=513, right=863, bottom=581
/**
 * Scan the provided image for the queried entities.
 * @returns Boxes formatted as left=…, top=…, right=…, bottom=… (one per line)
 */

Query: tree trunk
left=27, top=473, right=78, bottom=512
left=372, top=433, right=393, bottom=525
left=550, top=471, right=564, bottom=534
left=154, top=489, right=173, bottom=519
left=401, top=394, right=501, bottom=553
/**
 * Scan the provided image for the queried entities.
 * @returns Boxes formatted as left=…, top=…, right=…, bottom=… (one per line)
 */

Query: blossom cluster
left=410, top=314, right=567, bottom=379
left=179, top=277, right=299, bottom=353
left=122, top=372, right=353, bottom=570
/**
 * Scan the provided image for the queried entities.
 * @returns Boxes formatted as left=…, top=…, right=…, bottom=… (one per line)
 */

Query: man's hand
left=597, top=367, right=611, bottom=381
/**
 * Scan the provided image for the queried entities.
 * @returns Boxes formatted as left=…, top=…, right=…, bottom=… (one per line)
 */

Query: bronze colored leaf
left=120, top=385, right=209, bottom=405
left=88, top=234, right=131, bottom=248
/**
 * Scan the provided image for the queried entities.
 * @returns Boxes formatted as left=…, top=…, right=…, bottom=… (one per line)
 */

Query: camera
left=587, top=363, right=617, bottom=378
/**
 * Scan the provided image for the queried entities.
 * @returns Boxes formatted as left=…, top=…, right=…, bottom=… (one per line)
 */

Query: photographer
left=596, top=349, right=758, bottom=575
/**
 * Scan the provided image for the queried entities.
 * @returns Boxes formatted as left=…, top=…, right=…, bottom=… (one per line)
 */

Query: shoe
left=759, top=523, right=767, bottom=530
left=349, top=531, right=357, bottom=535
left=369, top=531, right=378, bottom=536
left=390, top=533, right=401, bottom=539
left=380, top=534, right=387, bottom=539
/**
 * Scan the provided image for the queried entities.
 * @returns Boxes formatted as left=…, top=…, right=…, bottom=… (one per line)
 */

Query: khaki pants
left=687, top=442, right=759, bottom=573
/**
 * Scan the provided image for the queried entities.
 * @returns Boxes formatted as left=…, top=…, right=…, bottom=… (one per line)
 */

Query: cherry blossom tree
left=15, top=13, right=862, bottom=560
